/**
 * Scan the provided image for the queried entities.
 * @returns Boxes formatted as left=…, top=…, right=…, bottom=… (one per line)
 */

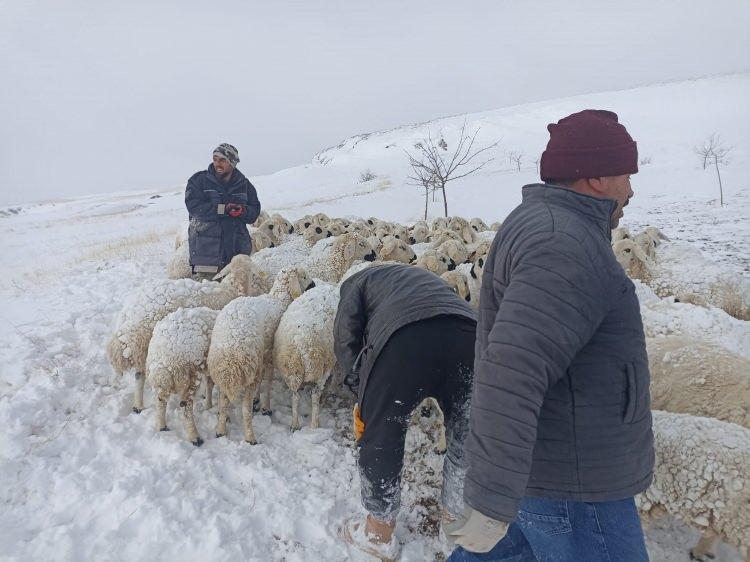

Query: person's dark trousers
left=447, top=497, right=649, bottom=562
left=357, top=314, right=476, bottom=521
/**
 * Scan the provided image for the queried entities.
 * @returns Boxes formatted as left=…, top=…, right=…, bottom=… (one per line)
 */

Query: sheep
left=257, top=219, right=287, bottom=246
left=302, top=224, right=333, bottom=246
left=390, top=225, right=409, bottom=242
left=467, top=239, right=491, bottom=264
left=636, top=284, right=750, bottom=361
left=270, top=213, right=295, bottom=235
left=304, top=232, right=377, bottom=283
left=489, top=221, right=502, bottom=232
left=637, top=410, right=750, bottom=561
left=252, top=210, right=270, bottom=228
left=440, top=270, right=473, bottom=307
left=431, top=217, right=450, bottom=230
left=448, top=217, right=477, bottom=244
left=326, top=220, right=347, bottom=237
left=647, top=336, right=750, bottom=430
left=106, top=254, right=269, bottom=413
left=377, top=235, right=416, bottom=264
left=346, top=220, right=372, bottom=236
left=614, top=239, right=750, bottom=320
left=167, top=239, right=192, bottom=279
left=249, top=228, right=275, bottom=252
left=251, top=236, right=313, bottom=279
left=633, top=231, right=658, bottom=259
left=145, top=307, right=220, bottom=446
left=274, top=283, right=340, bottom=431
left=437, top=239, right=470, bottom=265
left=293, top=215, right=316, bottom=234
left=644, top=225, right=670, bottom=243
left=408, top=221, right=431, bottom=244
left=413, top=249, right=454, bottom=275
left=208, top=267, right=315, bottom=444
left=469, top=218, right=489, bottom=232
left=313, top=212, right=330, bottom=226
left=611, top=226, right=630, bottom=242
left=430, top=229, right=463, bottom=247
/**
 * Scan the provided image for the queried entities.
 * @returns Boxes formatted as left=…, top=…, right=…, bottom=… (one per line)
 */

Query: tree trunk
left=714, top=157, right=724, bottom=206
left=441, top=184, right=448, bottom=217
left=424, top=187, right=429, bottom=220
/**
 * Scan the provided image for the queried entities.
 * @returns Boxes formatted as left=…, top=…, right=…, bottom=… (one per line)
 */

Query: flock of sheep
left=107, top=211, right=750, bottom=560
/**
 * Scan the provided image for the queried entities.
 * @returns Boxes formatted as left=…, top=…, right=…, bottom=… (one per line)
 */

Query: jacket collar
left=522, top=183, right=616, bottom=240
left=206, top=164, right=246, bottom=188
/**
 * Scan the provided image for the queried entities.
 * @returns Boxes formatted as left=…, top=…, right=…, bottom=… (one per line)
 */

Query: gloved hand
left=225, top=203, right=246, bottom=218
left=443, top=506, right=508, bottom=553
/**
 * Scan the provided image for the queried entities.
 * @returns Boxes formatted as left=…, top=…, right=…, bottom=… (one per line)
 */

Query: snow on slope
left=0, top=74, right=748, bottom=561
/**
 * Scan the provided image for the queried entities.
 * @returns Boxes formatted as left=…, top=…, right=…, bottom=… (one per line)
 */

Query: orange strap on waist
left=353, top=403, right=365, bottom=441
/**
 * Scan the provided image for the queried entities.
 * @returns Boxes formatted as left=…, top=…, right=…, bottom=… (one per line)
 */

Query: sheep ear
left=633, top=245, right=651, bottom=263
left=380, top=238, right=396, bottom=257
left=213, top=262, right=233, bottom=280
left=344, top=240, right=356, bottom=261
left=288, top=272, right=303, bottom=299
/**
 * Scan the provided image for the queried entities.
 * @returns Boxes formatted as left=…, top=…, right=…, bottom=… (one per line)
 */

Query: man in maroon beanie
left=446, top=110, right=653, bottom=561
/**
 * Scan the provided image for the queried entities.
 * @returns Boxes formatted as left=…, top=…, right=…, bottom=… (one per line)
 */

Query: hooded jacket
left=185, top=164, right=261, bottom=271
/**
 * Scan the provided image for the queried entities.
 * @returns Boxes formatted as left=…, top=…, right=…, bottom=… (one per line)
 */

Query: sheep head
left=469, top=218, right=489, bottom=232
left=441, top=270, right=472, bottom=304
left=612, top=239, right=651, bottom=281
left=340, top=233, right=377, bottom=264
left=414, top=249, right=453, bottom=275
left=272, top=266, right=315, bottom=301
left=214, top=254, right=269, bottom=296
left=379, top=236, right=417, bottom=264
left=408, top=222, right=430, bottom=244
left=437, top=239, right=470, bottom=265
left=448, top=217, right=476, bottom=244
left=303, top=224, right=332, bottom=246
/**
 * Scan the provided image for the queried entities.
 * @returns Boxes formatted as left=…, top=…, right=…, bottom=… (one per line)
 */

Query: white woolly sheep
left=293, top=215, right=316, bottom=234
left=413, top=249, right=454, bottom=276
left=637, top=410, right=750, bottom=561
left=146, top=307, right=220, bottom=446
left=257, top=219, right=287, bottom=246
left=270, top=213, right=294, bottom=235
left=378, top=236, right=416, bottom=264
left=614, top=239, right=750, bottom=320
left=408, top=221, right=431, bottom=244
left=437, top=239, right=470, bottom=265
left=431, top=217, right=450, bottom=230
left=273, top=283, right=340, bottom=431
left=468, top=239, right=491, bottom=263
left=302, top=224, right=333, bottom=246
left=304, top=232, right=377, bottom=283
left=440, top=270, right=474, bottom=308
left=252, top=210, right=270, bottom=228
left=469, top=218, right=489, bottom=232
left=430, top=229, right=463, bottom=247
left=448, top=217, right=476, bottom=244
left=106, top=254, right=269, bottom=414
left=633, top=231, right=658, bottom=259
left=208, top=267, right=315, bottom=444
left=644, top=225, right=670, bottom=243
left=313, top=212, right=331, bottom=226
left=167, top=240, right=192, bottom=279
left=390, top=225, right=409, bottom=242
left=648, top=336, right=750, bottom=430
left=489, top=221, right=502, bottom=232
left=346, top=221, right=372, bottom=237
left=249, top=228, right=275, bottom=252
left=611, top=226, right=630, bottom=242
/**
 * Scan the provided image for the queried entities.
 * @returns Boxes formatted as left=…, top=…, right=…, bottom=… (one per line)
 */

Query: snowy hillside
left=1, top=74, right=748, bottom=561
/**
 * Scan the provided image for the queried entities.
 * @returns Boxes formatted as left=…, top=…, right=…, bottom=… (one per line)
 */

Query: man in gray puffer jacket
left=446, top=110, right=654, bottom=562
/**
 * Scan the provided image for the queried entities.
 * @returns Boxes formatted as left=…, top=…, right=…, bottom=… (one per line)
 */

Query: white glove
left=443, top=506, right=509, bottom=553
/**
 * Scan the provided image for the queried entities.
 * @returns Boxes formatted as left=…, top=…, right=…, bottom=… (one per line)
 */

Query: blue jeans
left=447, top=497, right=649, bottom=562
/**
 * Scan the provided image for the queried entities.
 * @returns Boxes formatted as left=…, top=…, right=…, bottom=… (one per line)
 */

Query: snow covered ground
left=1, top=74, right=748, bottom=561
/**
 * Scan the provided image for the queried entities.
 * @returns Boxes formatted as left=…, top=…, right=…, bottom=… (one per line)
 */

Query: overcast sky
left=1, top=0, right=748, bottom=206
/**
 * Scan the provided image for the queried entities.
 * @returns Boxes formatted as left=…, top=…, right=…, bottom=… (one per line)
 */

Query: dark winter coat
left=185, top=164, right=261, bottom=271
left=464, top=183, right=654, bottom=523
left=334, top=263, right=477, bottom=405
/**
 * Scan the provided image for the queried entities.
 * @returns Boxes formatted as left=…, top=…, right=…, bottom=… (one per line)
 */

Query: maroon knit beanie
left=540, top=109, right=638, bottom=182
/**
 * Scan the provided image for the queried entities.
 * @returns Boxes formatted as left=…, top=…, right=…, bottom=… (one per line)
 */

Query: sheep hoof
left=245, top=438, right=258, bottom=445
left=179, top=400, right=187, bottom=407
left=215, top=432, right=226, bottom=438
left=192, top=437, right=204, bottom=447
left=132, top=407, right=143, bottom=414
left=290, top=425, right=301, bottom=433
left=690, top=551, right=715, bottom=561
left=261, top=409, right=273, bottom=417
left=159, top=426, right=169, bottom=432
left=252, top=398, right=260, bottom=412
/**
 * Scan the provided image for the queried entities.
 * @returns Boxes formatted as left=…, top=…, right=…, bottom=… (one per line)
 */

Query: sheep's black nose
left=409, top=255, right=416, bottom=263
left=365, top=251, right=377, bottom=262
left=307, top=281, right=316, bottom=290
left=448, top=260, right=456, bottom=271
left=409, top=237, right=416, bottom=244
left=288, top=226, right=294, bottom=234
left=465, top=294, right=471, bottom=302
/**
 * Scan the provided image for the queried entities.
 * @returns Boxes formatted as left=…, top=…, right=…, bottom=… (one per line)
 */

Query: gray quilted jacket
left=464, top=183, right=654, bottom=523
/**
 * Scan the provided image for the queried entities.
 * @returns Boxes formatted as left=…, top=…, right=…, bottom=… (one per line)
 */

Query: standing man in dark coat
left=185, top=143, right=261, bottom=276
left=446, top=110, right=654, bottom=561
left=334, top=263, right=477, bottom=561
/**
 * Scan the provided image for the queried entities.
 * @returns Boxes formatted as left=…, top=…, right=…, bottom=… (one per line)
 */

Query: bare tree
left=407, top=165, right=438, bottom=221
left=694, top=134, right=732, bottom=206
left=533, top=156, right=540, bottom=174
left=509, top=150, right=524, bottom=171
left=405, top=121, right=500, bottom=217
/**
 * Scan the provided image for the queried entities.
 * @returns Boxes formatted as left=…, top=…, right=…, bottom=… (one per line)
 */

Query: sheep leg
left=215, top=390, right=229, bottom=438
left=179, top=387, right=202, bottom=447
left=690, top=533, right=717, bottom=561
left=133, top=371, right=145, bottom=413
left=260, top=367, right=273, bottom=416
left=155, top=389, right=169, bottom=432
left=310, top=386, right=323, bottom=430
left=242, top=385, right=259, bottom=445
left=203, top=374, right=214, bottom=410
left=290, top=389, right=301, bottom=432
